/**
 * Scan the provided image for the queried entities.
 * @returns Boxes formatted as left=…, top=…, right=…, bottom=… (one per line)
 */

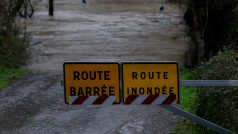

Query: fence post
left=49, top=0, right=54, bottom=16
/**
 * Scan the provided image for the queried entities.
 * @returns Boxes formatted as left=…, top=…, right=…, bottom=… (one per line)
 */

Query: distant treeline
left=184, top=0, right=238, bottom=64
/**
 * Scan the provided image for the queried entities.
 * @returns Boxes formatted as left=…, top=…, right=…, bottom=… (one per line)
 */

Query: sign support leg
left=49, top=0, right=54, bottom=16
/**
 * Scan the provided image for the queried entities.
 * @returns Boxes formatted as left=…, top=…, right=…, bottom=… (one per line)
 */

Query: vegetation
left=0, top=65, right=27, bottom=89
left=184, top=0, right=238, bottom=62
left=179, top=68, right=197, bottom=113
left=0, top=0, right=30, bottom=89
left=177, top=0, right=238, bottom=133
left=172, top=68, right=199, bottom=134
left=0, top=0, right=30, bottom=68
left=175, top=51, right=238, bottom=134
left=195, top=50, right=238, bottom=133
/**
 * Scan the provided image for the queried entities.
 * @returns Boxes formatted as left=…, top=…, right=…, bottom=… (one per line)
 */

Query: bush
left=195, top=50, right=238, bottom=133
left=0, top=0, right=29, bottom=68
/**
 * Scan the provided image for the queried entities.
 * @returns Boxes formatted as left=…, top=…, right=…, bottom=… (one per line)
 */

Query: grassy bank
left=0, top=66, right=27, bottom=90
left=172, top=67, right=199, bottom=134
left=180, top=68, right=197, bottom=113
left=174, top=50, right=238, bottom=133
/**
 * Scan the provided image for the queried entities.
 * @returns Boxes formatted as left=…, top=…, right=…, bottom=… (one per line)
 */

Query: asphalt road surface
left=0, top=0, right=188, bottom=133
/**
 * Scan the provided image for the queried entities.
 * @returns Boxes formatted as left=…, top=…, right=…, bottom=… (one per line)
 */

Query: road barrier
left=181, top=80, right=238, bottom=87
left=163, top=105, right=235, bottom=134
left=168, top=80, right=238, bottom=134
left=62, top=61, right=237, bottom=134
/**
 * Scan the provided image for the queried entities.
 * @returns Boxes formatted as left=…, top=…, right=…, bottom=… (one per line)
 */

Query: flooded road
left=0, top=0, right=188, bottom=133
left=26, top=0, right=187, bottom=72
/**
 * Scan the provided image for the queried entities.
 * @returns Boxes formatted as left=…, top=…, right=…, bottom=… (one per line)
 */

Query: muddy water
left=24, top=0, right=188, bottom=72
left=0, top=0, right=188, bottom=133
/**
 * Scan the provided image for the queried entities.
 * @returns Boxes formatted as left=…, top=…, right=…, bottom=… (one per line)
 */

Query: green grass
left=172, top=67, right=199, bottom=134
left=180, top=68, right=197, bottom=113
left=0, top=65, right=27, bottom=89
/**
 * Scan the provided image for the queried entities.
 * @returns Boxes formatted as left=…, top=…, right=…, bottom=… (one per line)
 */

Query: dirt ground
left=0, top=0, right=188, bottom=133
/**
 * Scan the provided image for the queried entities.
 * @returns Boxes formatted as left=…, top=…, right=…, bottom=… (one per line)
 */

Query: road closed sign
left=122, top=62, right=179, bottom=105
left=64, top=62, right=120, bottom=105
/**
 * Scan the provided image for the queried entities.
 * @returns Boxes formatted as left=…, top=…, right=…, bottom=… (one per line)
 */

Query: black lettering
left=169, top=87, right=174, bottom=95
left=155, top=87, right=160, bottom=94
left=101, top=84, right=107, bottom=95
left=98, top=71, right=103, bottom=80
left=132, top=87, right=137, bottom=95
left=109, top=86, right=115, bottom=95
left=82, top=71, right=88, bottom=80
left=148, top=72, right=154, bottom=79
left=141, top=72, right=146, bottom=79
left=132, top=72, right=138, bottom=80
left=94, top=87, right=100, bottom=96
left=85, top=87, right=92, bottom=96
left=104, top=71, right=110, bottom=80
left=78, top=87, right=84, bottom=96
left=74, top=71, right=80, bottom=80
left=162, top=85, right=167, bottom=94
left=90, top=71, right=96, bottom=80
left=147, top=87, right=152, bottom=94
left=127, top=87, right=130, bottom=94
left=70, top=87, right=76, bottom=96
left=164, top=72, right=168, bottom=79
left=139, top=87, right=144, bottom=94
left=156, top=72, right=161, bottom=79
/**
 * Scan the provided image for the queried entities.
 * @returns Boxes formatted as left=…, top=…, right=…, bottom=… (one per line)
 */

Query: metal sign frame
left=63, top=62, right=121, bottom=104
left=121, top=62, right=180, bottom=105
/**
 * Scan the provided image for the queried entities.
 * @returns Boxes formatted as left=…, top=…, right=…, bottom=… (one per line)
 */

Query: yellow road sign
left=64, top=62, right=120, bottom=104
left=122, top=62, right=179, bottom=104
